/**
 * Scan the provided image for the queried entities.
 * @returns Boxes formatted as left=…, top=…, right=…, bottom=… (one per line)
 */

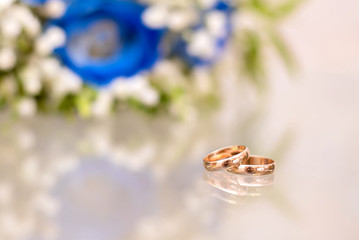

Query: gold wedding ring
left=203, top=145, right=275, bottom=175
left=226, top=155, right=275, bottom=175
left=203, top=145, right=249, bottom=171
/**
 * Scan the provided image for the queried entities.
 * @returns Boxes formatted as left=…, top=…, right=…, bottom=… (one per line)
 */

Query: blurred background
left=0, top=0, right=359, bottom=239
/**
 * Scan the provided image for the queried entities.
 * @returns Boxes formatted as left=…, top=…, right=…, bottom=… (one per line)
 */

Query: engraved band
left=226, top=155, right=275, bottom=175
left=203, top=145, right=249, bottom=171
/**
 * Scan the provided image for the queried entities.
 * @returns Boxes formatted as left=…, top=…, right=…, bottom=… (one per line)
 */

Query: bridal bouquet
left=0, top=0, right=299, bottom=118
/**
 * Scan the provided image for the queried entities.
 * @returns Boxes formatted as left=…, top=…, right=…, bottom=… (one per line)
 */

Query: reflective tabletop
left=1, top=0, right=359, bottom=238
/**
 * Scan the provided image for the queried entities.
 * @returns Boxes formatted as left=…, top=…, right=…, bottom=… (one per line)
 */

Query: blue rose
left=173, top=1, right=232, bottom=66
left=21, top=0, right=48, bottom=6
left=51, top=0, right=163, bottom=86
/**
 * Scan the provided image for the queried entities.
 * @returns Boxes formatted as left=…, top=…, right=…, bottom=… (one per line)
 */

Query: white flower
left=142, top=4, right=169, bottom=29
left=39, top=58, right=62, bottom=80
left=137, top=88, right=159, bottom=106
left=111, top=75, right=147, bottom=99
left=206, top=11, right=227, bottom=38
left=0, top=14, right=21, bottom=39
left=153, top=60, right=182, bottom=79
left=35, top=38, right=53, bottom=56
left=91, top=91, right=113, bottom=118
left=187, top=30, right=216, bottom=59
left=52, top=68, right=82, bottom=97
left=110, top=75, right=159, bottom=106
left=0, top=48, right=16, bottom=70
left=168, top=9, right=198, bottom=31
left=20, top=65, right=42, bottom=95
left=17, top=98, right=37, bottom=117
left=109, top=79, right=130, bottom=98
left=46, top=26, right=66, bottom=47
left=40, top=0, right=66, bottom=18
left=12, top=5, right=41, bottom=37
left=35, top=27, right=66, bottom=56
left=0, top=0, right=14, bottom=12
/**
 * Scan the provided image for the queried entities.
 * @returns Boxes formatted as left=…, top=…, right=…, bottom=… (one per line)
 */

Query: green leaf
left=274, top=0, right=304, bottom=19
left=75, top=87, right=96, bottom=118
left=269, top=29, right=296, bottom=73
left=244, top=0, right=304, bottom=20
left=240, top=30, right=266, bottom=88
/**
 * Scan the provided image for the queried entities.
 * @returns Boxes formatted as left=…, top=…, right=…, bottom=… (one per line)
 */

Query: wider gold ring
left=226, top=155, right=275, bottom=175
left=203, top=145, right=249, bottom=171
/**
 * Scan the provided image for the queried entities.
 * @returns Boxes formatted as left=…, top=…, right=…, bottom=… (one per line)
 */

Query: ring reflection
left=203, top=171, right=274, bottom=204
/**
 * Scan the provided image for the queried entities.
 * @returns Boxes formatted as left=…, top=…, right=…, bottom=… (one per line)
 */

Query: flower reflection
left=203, top=171, right=274, bottom=204
left=53, top=159, right=156, bottom=240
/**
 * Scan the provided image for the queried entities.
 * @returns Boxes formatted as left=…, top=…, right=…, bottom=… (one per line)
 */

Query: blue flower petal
left=51, top=0, right=164, bottom=86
